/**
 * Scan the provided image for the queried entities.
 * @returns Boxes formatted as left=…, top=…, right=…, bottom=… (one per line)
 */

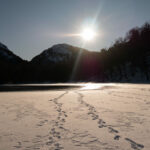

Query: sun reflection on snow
left=81, top=83, right=101, bottom=90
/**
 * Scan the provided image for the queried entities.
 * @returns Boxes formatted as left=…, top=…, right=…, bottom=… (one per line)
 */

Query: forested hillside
left=0, top=22, right=150, bottom=83
left=100, top=22, right=150, bottom=82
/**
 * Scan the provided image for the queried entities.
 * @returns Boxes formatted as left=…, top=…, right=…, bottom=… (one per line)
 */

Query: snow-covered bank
left=0, top=84, right=149, bottom=150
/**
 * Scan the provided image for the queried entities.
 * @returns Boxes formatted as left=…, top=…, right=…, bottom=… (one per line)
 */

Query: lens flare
left=80, top=28, right=96, bottom=41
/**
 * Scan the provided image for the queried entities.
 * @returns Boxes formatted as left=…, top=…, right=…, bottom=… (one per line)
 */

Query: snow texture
left=0, top=83, right=149, bottom=150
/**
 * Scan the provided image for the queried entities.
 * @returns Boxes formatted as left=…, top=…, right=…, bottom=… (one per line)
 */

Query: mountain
left=30, top=43, right=101, bottom=82
left=0, top=42, right=98, bottom=83
left=99, top=22, right=150, bottom=82
left=0, top=42, right=23, bottom=64
left=0, top=22, right=149, bottom=84
left=0, top=42, right=26, bottom=83
left=0, top=42, right=8, bottom=49
left=31, top=44, right=85, bottom=64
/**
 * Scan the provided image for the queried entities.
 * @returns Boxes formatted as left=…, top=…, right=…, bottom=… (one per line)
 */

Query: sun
left=80, top=27, right=96, bottom=41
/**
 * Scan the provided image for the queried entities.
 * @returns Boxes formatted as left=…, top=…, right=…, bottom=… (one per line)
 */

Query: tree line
left=0, top=22, right=150, bottom=83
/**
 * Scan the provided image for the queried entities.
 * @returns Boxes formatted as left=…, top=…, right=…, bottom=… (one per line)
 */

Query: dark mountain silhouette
left=30, top=43, right=101, bottom=82
left=0, top=42, right=23, bottom=64
left=0, top=43, right=27, bottom=83
left=99, top=22, right=150, bottom=82
left=31, top=44, right=80, bottom=64
left=0, top=22, right=150, bottom=83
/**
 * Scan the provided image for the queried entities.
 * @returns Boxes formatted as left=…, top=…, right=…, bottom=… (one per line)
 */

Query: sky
left=0, top=0, right=150, bottom=60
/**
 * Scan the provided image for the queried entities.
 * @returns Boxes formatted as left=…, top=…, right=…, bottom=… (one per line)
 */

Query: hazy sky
left=0, top=0, right=150, bottom=60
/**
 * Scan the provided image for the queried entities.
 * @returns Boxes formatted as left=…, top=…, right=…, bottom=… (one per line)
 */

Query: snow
left=0, top=83, right=149, bottom=150
left=51, top=44, right=72, bottom=55
left=41, top=44, right=72, bottom=63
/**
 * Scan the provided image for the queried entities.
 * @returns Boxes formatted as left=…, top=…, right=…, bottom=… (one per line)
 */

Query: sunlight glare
left=81, top=83, right=101, bottom=90
left=81, top=28, right=96, bottom=41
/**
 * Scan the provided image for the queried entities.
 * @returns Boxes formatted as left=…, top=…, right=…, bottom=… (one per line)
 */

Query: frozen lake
left=0, top=83, right=149, bottom=150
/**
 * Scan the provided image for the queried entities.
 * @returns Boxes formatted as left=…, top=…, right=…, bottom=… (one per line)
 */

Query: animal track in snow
left=76, top=91, right=144, bottom=150
left=47, top=91, right=69, bottom=150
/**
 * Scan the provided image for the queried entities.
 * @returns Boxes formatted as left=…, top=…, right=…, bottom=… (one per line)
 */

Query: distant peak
left=51, top=43, right=72, bottom=49
left=0, top=42, right=8, bottom=50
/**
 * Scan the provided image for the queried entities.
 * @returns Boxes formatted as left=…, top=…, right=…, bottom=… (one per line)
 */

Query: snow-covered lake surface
left=0, top=83, right=150, bottom=150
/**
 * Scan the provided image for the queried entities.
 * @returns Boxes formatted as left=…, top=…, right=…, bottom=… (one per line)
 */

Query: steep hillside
left=0, top=22, right=150, bottom=83
left=0, top=42, right=23, bottom=64
left=0, top=42, right=26, bottom=83
left=31, top=44, right=84, bottom=64
left=30, top=44, right=101, bottom=82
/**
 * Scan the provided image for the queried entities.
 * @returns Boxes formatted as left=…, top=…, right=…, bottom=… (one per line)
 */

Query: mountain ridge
left=0, top=22, right=150, bottom=83
left=31, top=43, right=85, bottom=64
left=0, top=42, right=24, bottom=64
